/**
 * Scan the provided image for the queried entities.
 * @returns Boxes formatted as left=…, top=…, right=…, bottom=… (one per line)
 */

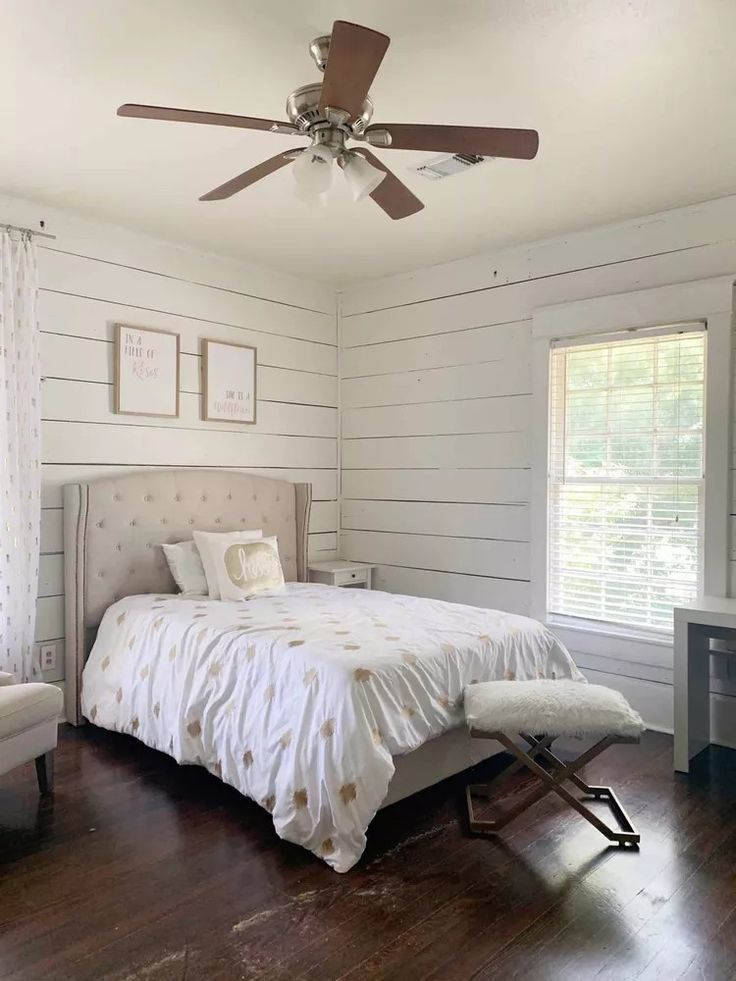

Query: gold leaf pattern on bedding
left=168, top=645, right=177, bottom=661
left=354, top=668, right=372, bottom=683
left=127, top=635, right=136, bottom=650
left=504, top=668, right=516, bottom=681
left=187, top=719, right=202, bottom=738
left=385, top=636, right=400, bottom=641
left=208, top=662, right=221, bottom=677
left=242, top=749, right=253, bottom=768
left=288, top=639, right=305, bottom=648
left=438, top=695, right=451, bottom=709
left=213, top=761, right=222, bottom=778
left=101, top=656, right=110, bottom=671
left=116, top=612, right=126, bottom=626
left=401, top=704, right=416, bottom=719
left=115, top=688, right=123, bottom=703
left=293, top=788, right=308, bottom=809
left=320, top=838, right=335, bottom=856
left=441, top=643, right=455, bottom=655
left=339, top=782, right=357, bottom=805
left=334, top=630, right=350, bottom=636
left=371, top=727, right=383, bottom=745
left=343, top=644, right=360, bottom=651
left=131, top=717, right=139, bottom=733
left=89, top=704, right=97, bottom=721
left=320, top=718, right=335, bottom=738
left=262, top=795, right=276, bottom=813
left=264, top=684, right=275, bottom=703
left=153, top=701, right=161, bottom=718
left=401, top=652, right=418, bottom=665
left=197, top=628, right=208, bottom=642
left=140, top=665, right=150, bottom=680
left=279, top=730, right=292, bottom=749
left=303, top=668, right=317, bottom=686
left=153, top=617, right=164, bottom=631
left=246, top=645, right=257, bottom=661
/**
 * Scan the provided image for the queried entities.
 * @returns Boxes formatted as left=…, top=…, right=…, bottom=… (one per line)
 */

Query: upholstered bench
left=0, top=672, right=64, bottom=794
left=464, top=680, right=646, bottom=847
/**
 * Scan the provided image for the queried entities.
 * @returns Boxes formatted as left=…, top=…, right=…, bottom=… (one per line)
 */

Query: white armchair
left=0, top=671, right=64, bottom=794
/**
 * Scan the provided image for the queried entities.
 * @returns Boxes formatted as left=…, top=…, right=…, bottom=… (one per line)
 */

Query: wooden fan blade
left=118, top=104, right=298, bottom=135
left=319, top=21, right=390, bottom=121
left=199, top=150, right=300, bottom=201
left=366, top=123, right=539, bottom=160
left=354, top=149, right=424, bottom=220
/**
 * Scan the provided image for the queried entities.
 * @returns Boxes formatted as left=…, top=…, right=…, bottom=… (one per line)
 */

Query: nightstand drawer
left=333, top=568, right=370, bottom=587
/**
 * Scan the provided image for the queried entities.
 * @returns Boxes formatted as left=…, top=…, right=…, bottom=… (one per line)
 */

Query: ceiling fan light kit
left=117, top=20, right=539, bottom=220
left=292, top=143, right=333, bottom=199
left=340, top=151, right=387, bottom=202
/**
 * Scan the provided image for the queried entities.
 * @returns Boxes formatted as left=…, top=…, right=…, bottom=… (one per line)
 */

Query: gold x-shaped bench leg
left=466, top=730, right=640, bottom=847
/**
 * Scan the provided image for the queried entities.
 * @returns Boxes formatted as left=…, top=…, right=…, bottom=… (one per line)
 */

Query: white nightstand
left=308, top=560, right=376, bottom=590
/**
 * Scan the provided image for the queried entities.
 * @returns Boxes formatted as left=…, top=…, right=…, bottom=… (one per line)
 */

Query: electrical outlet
left=40, top=643, right=57, bottom=672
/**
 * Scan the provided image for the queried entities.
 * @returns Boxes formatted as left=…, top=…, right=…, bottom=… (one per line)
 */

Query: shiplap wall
left=0, top=194, right=338, bottom=684
left=339, top=194, right=736, bottom=740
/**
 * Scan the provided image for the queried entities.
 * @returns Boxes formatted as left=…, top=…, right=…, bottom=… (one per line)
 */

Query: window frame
left=547, top=323, right=706, bottom=638
left=531, top=277, right=733, bottom=648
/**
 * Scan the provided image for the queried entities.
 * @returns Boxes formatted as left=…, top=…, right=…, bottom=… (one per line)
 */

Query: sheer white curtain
left=0, top=230, right=41, bottom=681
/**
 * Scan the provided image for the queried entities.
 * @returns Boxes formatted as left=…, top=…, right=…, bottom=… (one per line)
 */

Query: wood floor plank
left=0, top=728, right=734, bottom=981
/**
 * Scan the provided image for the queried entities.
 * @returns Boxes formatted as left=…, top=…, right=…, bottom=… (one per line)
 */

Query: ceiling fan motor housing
left=285, top=83, right=374, bottom=135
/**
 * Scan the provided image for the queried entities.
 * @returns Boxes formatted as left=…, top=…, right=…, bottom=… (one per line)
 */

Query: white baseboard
left=582, top=667, right=736, bottom=751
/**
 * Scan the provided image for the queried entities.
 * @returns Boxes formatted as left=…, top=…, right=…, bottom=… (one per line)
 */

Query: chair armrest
left=0, top=671, right=16, bottom=686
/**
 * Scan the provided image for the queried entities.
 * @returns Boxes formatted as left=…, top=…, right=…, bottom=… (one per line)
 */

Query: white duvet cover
left=81, top=583, right=582, bottom=871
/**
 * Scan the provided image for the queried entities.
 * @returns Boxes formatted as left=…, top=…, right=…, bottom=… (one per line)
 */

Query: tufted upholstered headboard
left=63, top=469, right=311, bottom=725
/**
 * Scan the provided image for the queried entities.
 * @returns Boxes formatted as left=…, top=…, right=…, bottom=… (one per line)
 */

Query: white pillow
left=192, top=529, right=262, bottom=600
left=211, top=535, right=285, bottom=601
left=161, top=540, right=209, bottom=596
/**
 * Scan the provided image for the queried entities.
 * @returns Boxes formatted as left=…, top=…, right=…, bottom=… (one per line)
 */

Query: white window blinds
left=548, top=325, right=705, bottom=634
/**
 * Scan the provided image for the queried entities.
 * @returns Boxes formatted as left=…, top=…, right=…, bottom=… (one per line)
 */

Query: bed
left=64, top=469, right=582, bottom=871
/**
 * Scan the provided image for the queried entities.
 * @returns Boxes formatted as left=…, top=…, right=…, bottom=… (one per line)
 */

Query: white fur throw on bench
left=464, top=679, right=645, bottom=739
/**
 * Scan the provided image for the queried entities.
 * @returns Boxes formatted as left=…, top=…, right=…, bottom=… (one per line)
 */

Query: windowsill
left=546, top=614, right=673, bottom=648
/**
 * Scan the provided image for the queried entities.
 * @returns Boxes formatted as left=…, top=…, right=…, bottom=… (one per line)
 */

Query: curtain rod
left=0, top=221, right=56, bottom=241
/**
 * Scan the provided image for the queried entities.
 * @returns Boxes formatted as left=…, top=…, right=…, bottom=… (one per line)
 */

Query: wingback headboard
left=63, top=469, right=311, bottom=725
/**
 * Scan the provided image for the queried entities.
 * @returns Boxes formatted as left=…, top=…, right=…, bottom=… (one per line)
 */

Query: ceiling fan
left=117, top=20, right=539, bottom=220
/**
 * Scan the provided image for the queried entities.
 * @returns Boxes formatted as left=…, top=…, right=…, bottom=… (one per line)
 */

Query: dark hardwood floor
left=1, top=727, right=735, bottom=981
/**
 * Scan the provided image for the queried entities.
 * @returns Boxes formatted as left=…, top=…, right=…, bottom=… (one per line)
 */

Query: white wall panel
left=43, top=379, right=337, bottom=438
left=342, top=432, right=529, bottom=471
left=341, top=320, right=530, bottom=377
left=43, top=422, right=335, bottom=469
left=339, top=194, right=736, bottom=735
left=0, top=193, right=339, bottom=682
left=341, top=469, right=530, bottom=505
left=41, top=333, right=337, bottom=406
left=341, top=530, right=529, bottom=581
left=40, top=249, right=334, bottom=344
left=342, top=500, right=528, bottom=541
left=39, top=291, right=336, bottom=374
left=342, top=395, right=531, bottom=439
left=372, top=566, right=530, bottom=616
left=41, top=464, right=338, bottom=508
left=342, top=359, right=531, bottom=408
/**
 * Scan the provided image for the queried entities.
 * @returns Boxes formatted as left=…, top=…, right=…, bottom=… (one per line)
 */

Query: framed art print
left=114, top=324, right=180, bottom=417
left=202, top=339, right=257, bottom=424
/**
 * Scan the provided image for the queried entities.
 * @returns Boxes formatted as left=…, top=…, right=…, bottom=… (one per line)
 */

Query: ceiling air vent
left=410, top=153, right=492, bottom=181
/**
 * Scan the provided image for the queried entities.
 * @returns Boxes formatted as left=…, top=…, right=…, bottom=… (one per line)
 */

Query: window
left=547, top=325, right=706, bottom=635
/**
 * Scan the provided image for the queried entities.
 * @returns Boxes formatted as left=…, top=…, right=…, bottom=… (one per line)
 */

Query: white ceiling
left=2, top=0, right=735, bottom=286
